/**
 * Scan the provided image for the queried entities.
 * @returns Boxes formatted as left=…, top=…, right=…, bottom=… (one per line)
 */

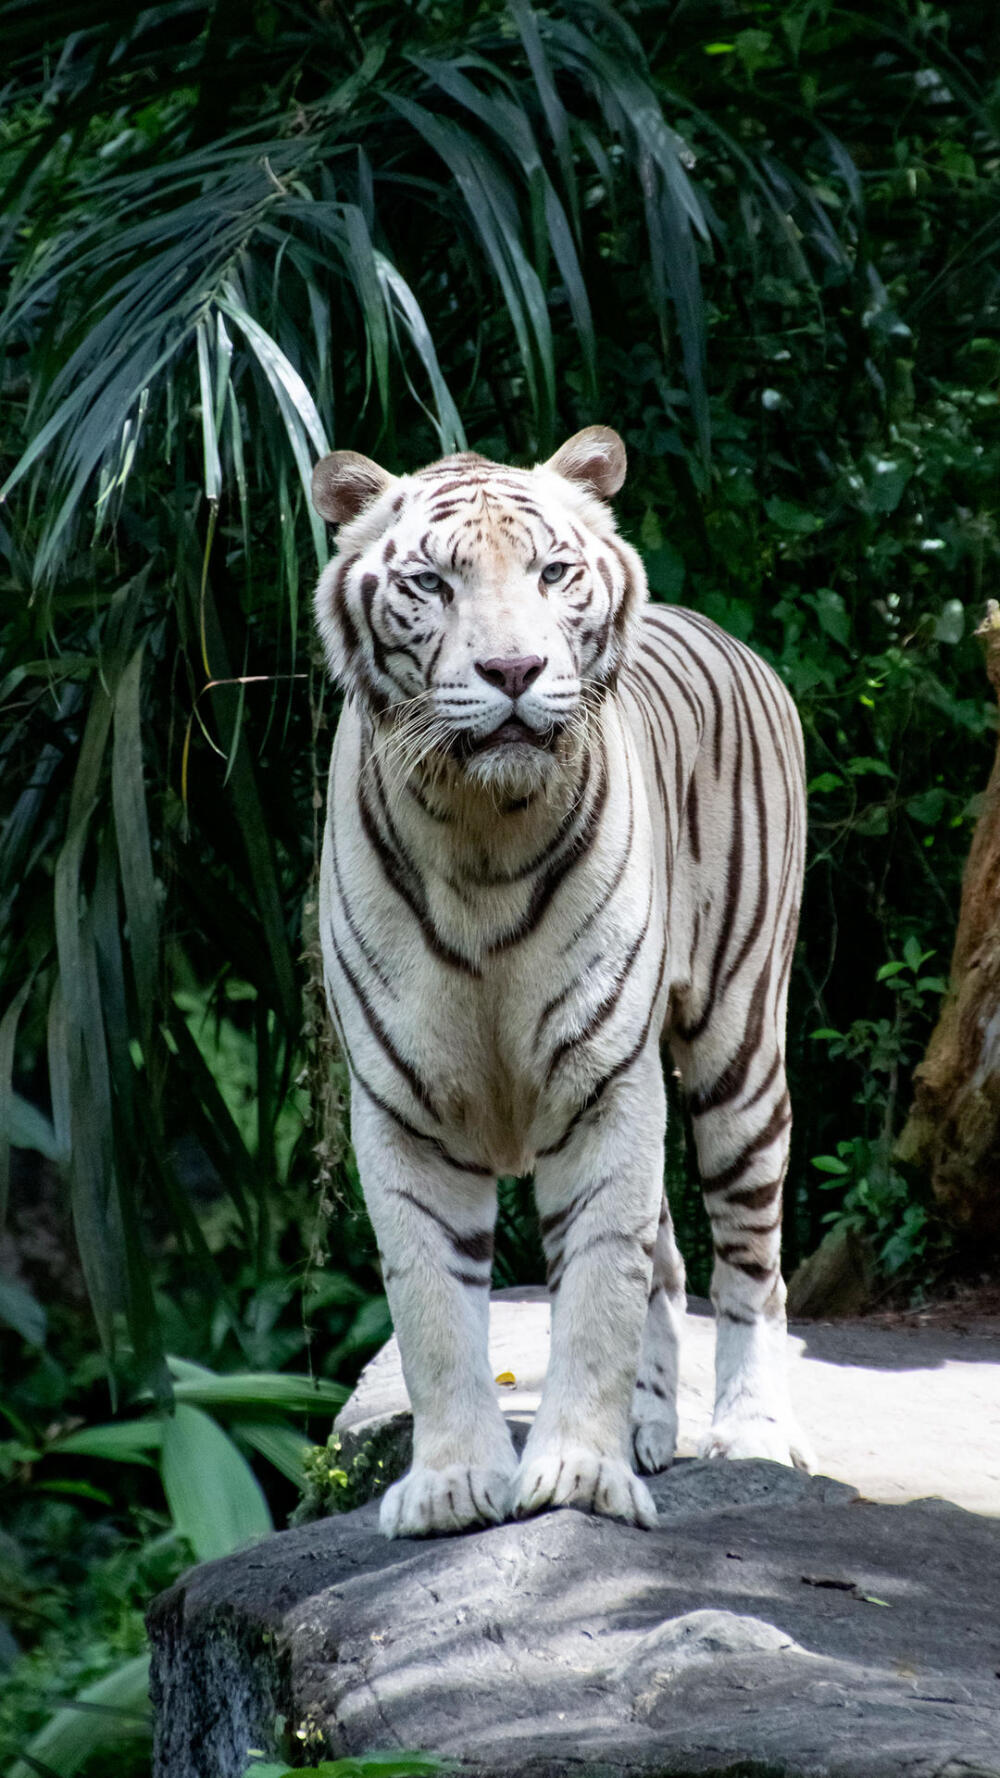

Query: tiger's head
left=312, top=426, right=647, bottom=795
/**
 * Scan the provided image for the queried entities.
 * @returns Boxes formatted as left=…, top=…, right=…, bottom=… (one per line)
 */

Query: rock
left=149, top=1459, right=1000, bottom=1778
left=149, top=1293, right=1000, bottom=1776
left=786, top=1224, right=877, bottom=1318
left=304, top=1287, right=1000, bottom=1516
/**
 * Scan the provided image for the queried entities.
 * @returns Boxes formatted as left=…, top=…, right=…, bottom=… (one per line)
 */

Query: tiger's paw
left=513, top=1447, right=658, bottom=1528
left=630, top=1408, right=678, bottom=1476
left=379, top=1461, right=515, bottom=1539
left=701, top=1411, right=815, bottom=1473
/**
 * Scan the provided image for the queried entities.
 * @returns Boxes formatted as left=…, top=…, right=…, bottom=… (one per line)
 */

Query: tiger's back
left=622, top=604, right=805, bottom=1070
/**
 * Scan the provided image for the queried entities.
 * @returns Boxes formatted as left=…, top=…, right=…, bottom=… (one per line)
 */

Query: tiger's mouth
left=451, top=717, right=562, bottom=758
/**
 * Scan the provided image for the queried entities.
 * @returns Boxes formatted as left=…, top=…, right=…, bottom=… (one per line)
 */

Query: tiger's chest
left=321, top=712, right=667, bottom=1175
left=369, top=920, right=655, bottom=1175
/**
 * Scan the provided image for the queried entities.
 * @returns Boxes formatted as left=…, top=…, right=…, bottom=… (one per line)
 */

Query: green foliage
left=3, top=0, right=994, bottom=1356
left=295, top=1421, right=409, bottom=1523
left=0, top=1324, right=349, bottom=1774
left=809, top=942, right=955, bottom=1281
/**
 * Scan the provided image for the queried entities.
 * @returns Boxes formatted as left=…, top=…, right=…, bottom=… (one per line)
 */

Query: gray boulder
left=149, top=1456, right=1000, bottom=1778
left=149, top=1293, right=1000, bottom=1776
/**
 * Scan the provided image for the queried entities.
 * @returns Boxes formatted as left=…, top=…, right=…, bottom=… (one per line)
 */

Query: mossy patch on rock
left=291, top=1414, right=413, bottom=1523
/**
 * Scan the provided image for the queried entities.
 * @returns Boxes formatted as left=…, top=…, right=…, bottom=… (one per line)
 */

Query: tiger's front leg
left=351, top=1093, right=518, bottom=1538
left=515, top=1050, right=665, bottom=1529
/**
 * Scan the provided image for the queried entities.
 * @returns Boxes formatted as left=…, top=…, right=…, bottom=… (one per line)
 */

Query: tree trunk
left=896, top=601, right=1000, bottom=1243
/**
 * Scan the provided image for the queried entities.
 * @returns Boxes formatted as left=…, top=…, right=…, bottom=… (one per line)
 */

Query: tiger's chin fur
left=451, top=738, right=560, bottom=800
left=312, top=426, right=814, bottom=1540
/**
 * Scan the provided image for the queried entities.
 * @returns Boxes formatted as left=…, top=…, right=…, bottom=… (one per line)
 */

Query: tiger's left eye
left=541, top=561, right=569, bottom=585
left=414, top=570, right=446, bottom=594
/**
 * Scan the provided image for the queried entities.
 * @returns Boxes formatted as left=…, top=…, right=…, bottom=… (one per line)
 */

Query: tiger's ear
left=543, top=426, right=627, bottom=500
left=312, top=451, right=397, bottom=523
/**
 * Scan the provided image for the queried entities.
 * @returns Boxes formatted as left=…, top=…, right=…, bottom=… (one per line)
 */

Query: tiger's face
left=312, top=427, right=647, bottom=793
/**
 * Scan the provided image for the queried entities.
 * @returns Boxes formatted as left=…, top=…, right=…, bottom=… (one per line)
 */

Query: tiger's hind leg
left=630, top=1196, right=686, bottom=1474
left=672, top=1010, right=815, bottom=1472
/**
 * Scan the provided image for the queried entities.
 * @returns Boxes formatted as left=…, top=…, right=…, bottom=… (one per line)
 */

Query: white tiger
left=312, top=426, right=813, bottom=1539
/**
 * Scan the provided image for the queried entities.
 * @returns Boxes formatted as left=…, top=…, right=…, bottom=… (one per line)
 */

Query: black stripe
left=700, top=1094, right=791, bottom=1195
left=485, top=739, right=609, bottom=954
left=723, top=1178, right=783, bottom=1211
left=328, top=926, right=438, bottom=1117
left=391, top=1187, right=494, bottom=1263
left=347, top=1054, right=492, bottom=1176
left=673, top=687, right=745, bottom=1044
left=539, top=929, right=669, bottom=1158
left=545, top=870, right=654, bottom=1082
left=562, top=745, right=635, bottom=951
left=358, top=752, right=481, bottom=976
left=646, top=614, right=725, bottom=777
left=330, top=838, right=397, bottom=998
left=718, top=670, right=771, bottom=999
left=538, top=1172, right=615, bottom=1242
left=687, top=964, right=771, bottom=1115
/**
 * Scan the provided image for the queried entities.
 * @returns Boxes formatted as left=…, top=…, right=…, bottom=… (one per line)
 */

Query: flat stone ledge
left=149, top=1459, right=1000, bottom=1778
left=335, top=1288, right=1000, bottom=1515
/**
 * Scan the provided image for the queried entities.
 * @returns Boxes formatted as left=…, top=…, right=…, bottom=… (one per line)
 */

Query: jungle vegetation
left=1, top=1, right=999, bottom=1770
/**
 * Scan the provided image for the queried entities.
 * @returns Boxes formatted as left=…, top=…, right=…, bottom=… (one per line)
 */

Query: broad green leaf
left=52, top=1420, right=164, bottom=1463
left=216, top=284, right=329, bottom=455
left=161, top=1403, right=273, bottom=1561
left=768, top=498, right=824, bottom=537
left=218, top=284, right=330, bottom=565
left=166, top=1370, right=347, bottom=1414
left=903, top=935, right=934, bottom=972
left=373, top=254, right=465, bottom=453
left=196, top=319, right=222, bottom=502
left=934, top=599, right=965, bottom=645
left=0, top=978, right=33, bottom=1225
left=339, top=203, right=391, bottom=417
left=52, top=683, right=122, bottom=1361
left=9, top=1653, right=150, bottom=1778
left=112, top=639, right=159, bottom=1059
left=846, top=757, right=895, bottom=778
left=0, top=1272, right=46, bottom=1346
left=509, top=0, right=581, bottom=237
left=9, top=1093, right=60, bottom=1161
left=905, top=789, right=947, bottom=826
left=807, top=588, right=850, bottom=646
left=811, top=1155, right=850, bottom=1175
left=388, top=96, right=554, bottom=441
left=235, top=1420, right=313, bottom=1487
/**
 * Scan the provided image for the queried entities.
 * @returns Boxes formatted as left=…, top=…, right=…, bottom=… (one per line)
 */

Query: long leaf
left=8, top=1654, right=151, bottom=1778
left=52, top=1420, right=164, bottom=1463
left=163, top=1367, right=347, bottom=1414
left=0, top=978, right=33, bottom=1226
left=234, top=1420, right=312, bottom=1487
left=112, top=637, right=159, bottom=1058
left=161, top=1402, right=273, bottom=1561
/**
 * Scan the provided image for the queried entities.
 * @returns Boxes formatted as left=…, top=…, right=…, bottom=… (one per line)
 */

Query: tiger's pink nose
left=474, top=654, right=546, bottom=700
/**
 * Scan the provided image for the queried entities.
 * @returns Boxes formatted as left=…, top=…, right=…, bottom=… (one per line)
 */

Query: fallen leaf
left=495, top=1371, right=516, bottom=1386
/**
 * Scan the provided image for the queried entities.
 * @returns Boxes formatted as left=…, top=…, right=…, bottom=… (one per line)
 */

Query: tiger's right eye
left=414, top=570, right=447, bottom=595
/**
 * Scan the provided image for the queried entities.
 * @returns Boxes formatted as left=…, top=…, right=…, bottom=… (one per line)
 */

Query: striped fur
left=313, top=427, right=812, bottom=1539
